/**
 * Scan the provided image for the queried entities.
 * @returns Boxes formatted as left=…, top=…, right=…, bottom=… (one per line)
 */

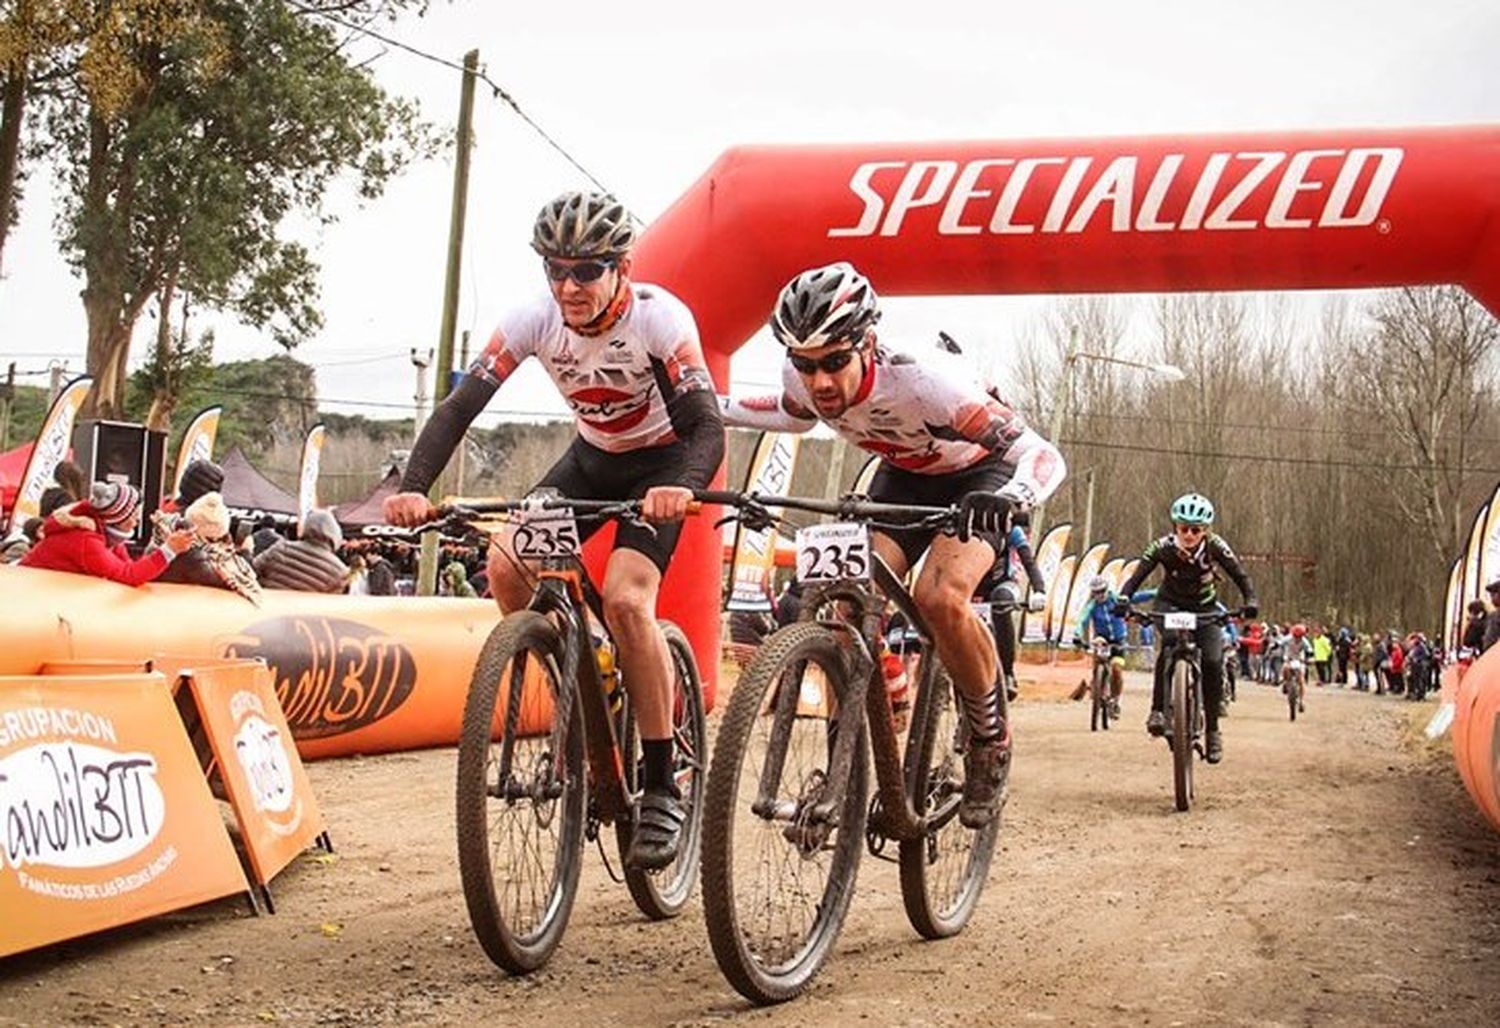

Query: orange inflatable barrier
left=1450, top=650, right=1500, bottom=832
left=0, top=565, right=556, bottom=761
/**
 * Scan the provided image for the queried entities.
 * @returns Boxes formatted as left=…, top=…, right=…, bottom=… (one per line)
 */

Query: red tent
left=1, top=442, right=34, bottom=514
left=333, top=466, right=401, bottom=529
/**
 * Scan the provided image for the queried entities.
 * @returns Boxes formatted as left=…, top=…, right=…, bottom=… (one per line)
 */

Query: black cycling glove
left=957, top=491, right=1010, bottom=542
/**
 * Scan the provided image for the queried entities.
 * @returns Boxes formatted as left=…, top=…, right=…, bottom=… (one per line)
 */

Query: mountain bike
left=406, top=495, right=708, bottom=973
left=1073, top=636, right=1115, bottom=731
left=698, top=492, right=1004, bottom=1005
left=1123, top=606, right=1244, bottom=813
left=1283, top=658, right=1306, bottom=721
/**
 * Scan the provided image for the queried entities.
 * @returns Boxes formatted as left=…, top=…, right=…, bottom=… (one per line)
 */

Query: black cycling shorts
left=533, top=436, right=689, bottom=574
left=867, top=453, right=1006, bottom=568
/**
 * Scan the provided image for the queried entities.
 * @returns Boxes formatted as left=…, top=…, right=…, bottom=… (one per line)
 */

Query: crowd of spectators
left=2, top=459, right=490, bottom=601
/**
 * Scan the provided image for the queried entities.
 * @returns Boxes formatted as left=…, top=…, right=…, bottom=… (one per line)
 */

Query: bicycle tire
left=1171, top=658, right=1193, bottom=813
left=899, top=664, right=1000, bottom=939
left=1289, top=675, right=1299, bottom=722
left=1091, top=661, right=1110, bottom=732
left=701, top=622, right=869, bottom=1005
left=455, top=611, right=585, bottom=974
left=617, top=621, right=708, bottom=919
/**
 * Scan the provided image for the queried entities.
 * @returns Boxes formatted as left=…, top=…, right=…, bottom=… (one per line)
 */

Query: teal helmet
left=1170, top=492, right=1215, bottom=525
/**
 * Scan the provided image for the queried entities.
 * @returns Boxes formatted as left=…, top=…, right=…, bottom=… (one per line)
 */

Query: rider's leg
left=485, top=526, right=537, bottom=613
left=1199, top=622, right=1225, bottom=734
left=912, top=533, right=998, bottom=718
left=1110, top=656, right=1125, bottom=699
left=602, top=549, right=671, bottom=750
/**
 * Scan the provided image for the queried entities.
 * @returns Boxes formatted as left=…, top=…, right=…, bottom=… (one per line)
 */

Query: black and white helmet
left=769, top=262, right=881, bottom=350
left=531, top=191, right=637, bottom=259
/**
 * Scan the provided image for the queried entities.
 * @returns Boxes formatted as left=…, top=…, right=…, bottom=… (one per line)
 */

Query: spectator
left=20, top=482, right=194, bottom=586
left=1483, top=581, right=1500, bottom=654
left=1312, top=627, right=1333, bottom=685
left=1243, top=620, right=1264, bottom=680
left=367, top=555, right=397, bottom=596
left=2, top=517, right=43, bottom=563
left=1353, top=632, right=1371, bottom=691
left=250, top=515, right=283, bottom=557
left=38, top=460, right=89, bottom=518
left=1263, top=624, right=1285, bottom=685
left=442, top=559, right=478, bottom=598
left=1462, top=599, right=1488, bottom=655
left=1371, top=633, right=1389, bottom=694
left=1385, top=633, right=1406, bottom=695
left=774, top=578, right=804, bottom=629
left=1334, top=627, right=1353, bottom=685
left=1406, top=633, right=1432, bottom=700
left=347, top=554, right=370, bottom=595
left=156, top=492, right=262, bottom=604
left=254, top=509, right=348, bottom=593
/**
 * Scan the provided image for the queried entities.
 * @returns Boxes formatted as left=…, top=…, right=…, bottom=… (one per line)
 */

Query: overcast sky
left=3, top=0, right=1499, bottom=429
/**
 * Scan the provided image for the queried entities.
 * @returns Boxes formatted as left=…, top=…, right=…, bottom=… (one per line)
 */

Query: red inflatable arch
left=627, top=124, right=1500, bottom=704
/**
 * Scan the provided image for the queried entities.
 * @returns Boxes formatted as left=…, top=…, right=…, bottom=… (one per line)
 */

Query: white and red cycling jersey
left=471, top=285, right=714, bottom=453
left=721, top=342, right=1065, bottom=505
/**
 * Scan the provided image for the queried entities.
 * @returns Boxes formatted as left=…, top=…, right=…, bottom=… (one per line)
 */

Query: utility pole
left=454, top=330, right=471, bottom=496
left=1081, top=467, right=1096, bottom=553
left=0, top=362, right=14, bottom=451
left=47, top=361, right=65, bottom=404
left=419, top=48, right=479, bottom=598
left=410, top=348, right=433, bottom=435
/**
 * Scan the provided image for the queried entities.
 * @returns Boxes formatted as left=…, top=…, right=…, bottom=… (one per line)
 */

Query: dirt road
left=3, top=669, right=1498, bottom=1027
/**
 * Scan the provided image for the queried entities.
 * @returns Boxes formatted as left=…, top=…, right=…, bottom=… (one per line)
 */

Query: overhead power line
left=288, top=2, right=612, bottom=194
left=1062, top=435, right=1500, bottom=476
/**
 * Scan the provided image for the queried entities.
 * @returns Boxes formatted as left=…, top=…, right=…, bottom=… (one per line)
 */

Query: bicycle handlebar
left=1118, top=605, right=1253, bottom=626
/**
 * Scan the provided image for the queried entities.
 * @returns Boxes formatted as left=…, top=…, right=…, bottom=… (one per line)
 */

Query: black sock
left=642, top=738, right=675, bottom=793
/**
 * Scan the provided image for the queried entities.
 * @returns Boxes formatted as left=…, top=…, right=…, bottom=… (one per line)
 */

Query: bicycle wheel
left=617, top=621, right=708, bottom=919
left=1170, top=658, right=1194, bottom=813
left=456, top=611, right=585, bottom=974
left=1090, top=661, right=1110, bottom=732
left=1289, top=675, right=1299, bottom=721
left=702, top=621, right=869, bottom=1005
left=899, top=663, right=1000, bottom=939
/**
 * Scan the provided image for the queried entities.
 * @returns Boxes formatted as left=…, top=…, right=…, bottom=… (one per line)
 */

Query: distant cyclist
left=1281, top=623, right=1311, bottom=712
left=1071, top=576, right=1127, bottom=719
left=1115, top=493, right=1257, bottom=764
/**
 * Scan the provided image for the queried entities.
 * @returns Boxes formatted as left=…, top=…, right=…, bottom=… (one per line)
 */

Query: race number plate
left=796, top=522, right=871, bottom=583
left=511, top=501, right=582, bottom=559
left=1162, top=611, right=1197, bottom=631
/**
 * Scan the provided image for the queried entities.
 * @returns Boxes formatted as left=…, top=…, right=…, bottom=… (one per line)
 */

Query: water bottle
left=596, top=640, right=623, bottom=716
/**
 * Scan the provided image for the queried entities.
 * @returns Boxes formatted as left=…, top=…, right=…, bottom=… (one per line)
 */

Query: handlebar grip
left=691, top=489, right=744, bottom=506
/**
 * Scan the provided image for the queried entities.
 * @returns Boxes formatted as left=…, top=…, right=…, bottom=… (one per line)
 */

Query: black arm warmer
left=1016, top=538, right=1046, bottom=593
left=399, top=375, right=497, bottom=494
left=667, top=387, right=727, bottom=491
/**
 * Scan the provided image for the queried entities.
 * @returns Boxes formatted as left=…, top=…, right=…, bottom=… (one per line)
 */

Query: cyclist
left=976, top=511, right=1047, bottom=703
left=1070, top=575, right=1127, bottom=718
left=1281, top=623, right=1311, bottom=711
left=1115, top=492, right=1257, bottom=764
left=384, top=191, right=725, bottom=870
left=720, top=262, right=1066, bottom=828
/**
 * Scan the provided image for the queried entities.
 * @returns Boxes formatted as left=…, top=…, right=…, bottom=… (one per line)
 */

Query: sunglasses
left=1174, top=523, right=1206, bottom=536
left=789, top=347, right=859, bottom=375
left=544, top=258, right=616, bottom=284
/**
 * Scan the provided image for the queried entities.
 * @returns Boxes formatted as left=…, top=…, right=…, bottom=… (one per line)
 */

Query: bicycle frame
left=750, top=552, right=955, bottom=844
left=517, top=565, right=635, bottom=824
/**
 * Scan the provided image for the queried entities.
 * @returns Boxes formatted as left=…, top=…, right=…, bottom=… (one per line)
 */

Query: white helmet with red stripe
left=769, top=261, right=881, bottom=350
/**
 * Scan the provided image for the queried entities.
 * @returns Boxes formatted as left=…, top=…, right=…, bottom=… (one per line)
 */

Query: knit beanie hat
left=178, top=459, right=226, bottom=507
left=86, top=481, right=141, bottom=526
left=185, top=491, right=231, bottom=541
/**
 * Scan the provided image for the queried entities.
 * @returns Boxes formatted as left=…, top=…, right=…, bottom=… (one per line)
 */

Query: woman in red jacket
left=21, top=481, right=195, bottom=585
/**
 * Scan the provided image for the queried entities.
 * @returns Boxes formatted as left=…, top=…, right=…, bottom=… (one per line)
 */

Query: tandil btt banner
left=1099, top=557, right=1127, bottom=596
left=1060, top=543, right=1111, bottom=642
left=7, top=376, right=92, bottom=536
left=1462, top=501, right=1490, bottom=606
left=0, top=673, right=249, bottom=957
left=1045, top=554, right=1079, bottom=644
left=726, top=432, right=801, bottom=611
left=297, top=424, right=326, bottom=531
left=1024, top=524, right=1071, bottom=643
left=171, top=406, right=222, bottom=497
